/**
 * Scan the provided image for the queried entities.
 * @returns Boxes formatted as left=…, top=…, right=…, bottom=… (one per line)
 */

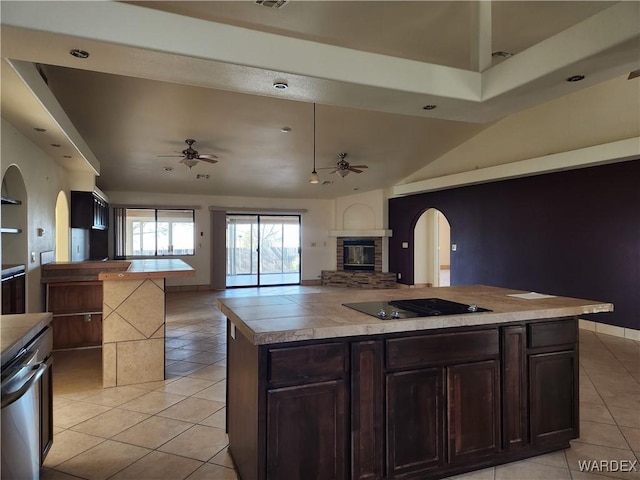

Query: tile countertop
left=217, top=285, right=614, bottom=345
left=97, top=259, right=195, bottom=281
left=1, top=312, right=53, bottom=366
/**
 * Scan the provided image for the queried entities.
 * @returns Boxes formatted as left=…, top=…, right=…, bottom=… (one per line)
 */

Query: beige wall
left=1, top=118, right=71, bottom=312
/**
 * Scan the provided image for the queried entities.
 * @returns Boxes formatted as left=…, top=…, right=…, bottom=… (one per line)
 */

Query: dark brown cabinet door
left=529, top=351, right=578, bottom=446
left=266, top=380, right=347, bottom=480
left=502, top=326, right=528, bottom=451
left=386, top=368, right=444, bottom=479
left=447, top=360, right=501, bottom=464
left=352, top=341, right=384, bottom=480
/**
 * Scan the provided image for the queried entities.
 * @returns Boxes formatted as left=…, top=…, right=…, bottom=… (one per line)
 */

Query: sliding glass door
left=226, top=214, right=300, bottom=287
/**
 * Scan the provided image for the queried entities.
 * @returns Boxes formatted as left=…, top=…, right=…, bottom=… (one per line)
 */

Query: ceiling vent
left=254, top=0, right=288, bottom=9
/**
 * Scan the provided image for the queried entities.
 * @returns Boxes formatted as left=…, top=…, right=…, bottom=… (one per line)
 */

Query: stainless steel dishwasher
left=1, top=325, right=53, bottom=480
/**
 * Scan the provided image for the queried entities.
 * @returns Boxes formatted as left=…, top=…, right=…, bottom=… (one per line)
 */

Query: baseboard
left=579, top=319, right=640, bottom=341
left=165, top=284, right=211, bottom=292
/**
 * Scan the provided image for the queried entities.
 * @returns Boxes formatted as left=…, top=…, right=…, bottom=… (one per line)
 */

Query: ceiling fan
left=320, top=153, right=368, bottom=178
left=158, top=139, right=218, bottom=168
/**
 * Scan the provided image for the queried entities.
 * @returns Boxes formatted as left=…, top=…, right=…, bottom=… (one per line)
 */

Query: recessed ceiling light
left=273, top=81, right=288, bottom=90
left=163, top=167, right=173, bottom=172
left=422, top=104, right=437, bottom=110
left=280, top=126, right=291, bottom=133
left=566, top=75, right=585, bottom=82
left=491, top=51, right=514, bottom=58
left=69, top=49, right=90, bottom=59
left=50, top=143, right=61, bottom=147
left=33, top=127, right=46, bottom=132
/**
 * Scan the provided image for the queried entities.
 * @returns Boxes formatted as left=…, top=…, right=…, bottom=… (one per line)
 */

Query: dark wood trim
left=501, top=326, right=528, bottom=451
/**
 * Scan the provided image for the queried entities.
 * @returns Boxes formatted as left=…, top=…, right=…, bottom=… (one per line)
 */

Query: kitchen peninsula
left=43, top=259, right=194, bottom=387
left=217, top=285, right=613, bottom=480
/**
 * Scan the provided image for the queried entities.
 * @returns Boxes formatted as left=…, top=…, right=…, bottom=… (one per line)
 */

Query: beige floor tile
left=566, top=443, right=638, bottom=479
left=600, top=392, right=640, bottom=411
left=79, top=385, right=149, bottom=407
left=53, top=396, right=75, bottom=411
left=186, top=463, right=239, bottom=479
left=192, top=380, right=226, bottom=403
left=209, top=447, right=235, bottom=468
left=43, top=430, right=105, bottom=468
left=119, top=390, right=188, bottom=414
left=113, top=415, right=193, bottom=449
left=444, top=466, right=496, bottom=479
left=40, top=468, right=87, bottom=480
left=109, top=450, right=203, bottom=480
left=166, top=361, right=207, bottom=377
left=495, top=459, right=571, bottom=480
left=55, top=440, right=151, bottom=480
left=70, top=407, right=150, bottom=438
left=621, top=427, right=640, bottom=452
left=570, top=471, right=629, bottom=480
left=184, top=350, right=226, bottom=365
left=53, top=402, right=112, bottom=429
left=188, top=364, right=227, bottom=382
left=158, top=425, right=228, bottom=461
left=158, top=397, right=225, bottom=423
left=528, top=450, right=569, bottom=469
left=156, top=376, right=214, bottom=396
left=128, top=377, right=179, bottom=391
left=200, top=407, right=226, bottom=429
left=576, top=421, right=631, bottom=450
left=166, top=348, right=200, bottom=361
left=610, top=406, right=640, bottom=428
left=581, top=402, right=616, bottom=425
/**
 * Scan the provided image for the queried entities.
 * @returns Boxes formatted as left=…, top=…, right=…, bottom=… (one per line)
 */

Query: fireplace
left=343, top=240, right=375, bottom=271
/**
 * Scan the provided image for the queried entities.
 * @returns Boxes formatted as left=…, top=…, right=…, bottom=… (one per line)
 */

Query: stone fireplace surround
left=321, top=237, right=397, bottom=288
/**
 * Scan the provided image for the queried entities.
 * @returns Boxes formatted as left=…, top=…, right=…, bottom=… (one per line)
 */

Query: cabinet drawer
left=387, top=329, right=499, bottom=370
left=268, top=343, right=346, bottom=384
left=528, top=318, right=576, bottom=349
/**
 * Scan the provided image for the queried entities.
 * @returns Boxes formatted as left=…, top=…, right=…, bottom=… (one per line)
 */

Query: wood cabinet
left=71, top=191, right=109, bottom=230
left=39, top=355, right=54, bottom=462
left=46, top=281, right=103, bottom=349
left=227, top=318, right=579, bottom=480
left=2, top=267, right=25, bottom=314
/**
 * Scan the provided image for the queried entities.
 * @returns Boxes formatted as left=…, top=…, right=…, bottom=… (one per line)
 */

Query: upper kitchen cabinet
left=71, top=191, right=109, bottom=230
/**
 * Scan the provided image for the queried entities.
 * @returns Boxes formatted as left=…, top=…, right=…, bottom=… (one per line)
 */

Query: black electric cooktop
left=343, top=297, right=492, bottom=320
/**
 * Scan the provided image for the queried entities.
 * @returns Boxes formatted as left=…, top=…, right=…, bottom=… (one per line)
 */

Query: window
left=114, top=208, right=195, bottom=257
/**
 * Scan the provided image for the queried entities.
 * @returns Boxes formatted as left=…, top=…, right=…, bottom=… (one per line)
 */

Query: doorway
left=226, top=214, right=301, bottom=287
left=55, top=191, right=70, bottom=261
left=414, top=208, right=451, bottom=287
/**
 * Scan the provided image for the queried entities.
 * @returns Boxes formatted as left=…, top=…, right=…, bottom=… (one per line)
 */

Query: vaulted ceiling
left=1, top=1, right=638, bottom=199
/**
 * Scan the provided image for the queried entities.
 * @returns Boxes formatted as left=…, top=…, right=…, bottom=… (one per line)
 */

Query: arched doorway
left=413, top=208, right=451, bottom=287
left=55, top=191, right=70, bottom=261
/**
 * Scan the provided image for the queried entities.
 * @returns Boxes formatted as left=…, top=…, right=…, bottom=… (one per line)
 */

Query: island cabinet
left=226, top=316, right=579, bottom=480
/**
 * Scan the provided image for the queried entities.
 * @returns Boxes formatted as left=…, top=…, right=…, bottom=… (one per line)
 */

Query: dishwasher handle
left=1, top=363, right=47, bottom=410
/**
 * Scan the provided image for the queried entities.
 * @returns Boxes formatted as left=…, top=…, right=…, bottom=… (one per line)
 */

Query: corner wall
left=389, top=159, right=640, bottom=330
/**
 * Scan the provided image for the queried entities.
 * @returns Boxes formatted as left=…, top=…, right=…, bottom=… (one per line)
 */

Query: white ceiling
left=1, top=1, right=638, bottom=199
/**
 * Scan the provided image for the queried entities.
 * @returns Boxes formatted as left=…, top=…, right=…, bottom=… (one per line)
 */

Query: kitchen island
left=42, top=259, right=195, bottom=387
left=217, top=285, right=613, bottom=480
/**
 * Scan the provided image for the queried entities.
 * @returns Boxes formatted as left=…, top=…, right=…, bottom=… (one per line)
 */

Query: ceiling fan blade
left=198, top=154, right=219, bottom=159
left=198, top=157, right=218, bottom=164
left=349, top=168, right=364, bottom=173
left=318, top=166, right=336, bottom=170
left=349, top=165, right=368, bottom=169
left=157, top=155, right=184, bottom=158
left=628, top=69, right=640, bottom=80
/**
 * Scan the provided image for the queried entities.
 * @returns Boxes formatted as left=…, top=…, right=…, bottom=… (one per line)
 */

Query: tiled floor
left=42, top=286, right=639, bottom=480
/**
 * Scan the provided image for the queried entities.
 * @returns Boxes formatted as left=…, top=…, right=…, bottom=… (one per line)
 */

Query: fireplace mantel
left=329, top=229, right=392, bottom=237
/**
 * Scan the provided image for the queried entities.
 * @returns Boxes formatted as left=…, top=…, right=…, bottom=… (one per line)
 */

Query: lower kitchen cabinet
left=387, top=368, right=444, bottom=478
left=227, top=317, right=579, bottom=480
left=266, top=381, right=347, bottom=480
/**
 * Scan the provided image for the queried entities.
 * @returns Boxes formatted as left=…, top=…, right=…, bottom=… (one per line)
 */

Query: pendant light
left=309, top=103, right=319, bottom=184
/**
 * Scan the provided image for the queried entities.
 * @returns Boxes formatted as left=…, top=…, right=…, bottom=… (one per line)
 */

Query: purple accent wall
left=389, top=159, right=640, bottom=330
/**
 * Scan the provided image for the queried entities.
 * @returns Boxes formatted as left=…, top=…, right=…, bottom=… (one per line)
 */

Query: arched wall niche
left=1, top=165, right=28, bottom=267
left=343, top=203, right=376, bottom=230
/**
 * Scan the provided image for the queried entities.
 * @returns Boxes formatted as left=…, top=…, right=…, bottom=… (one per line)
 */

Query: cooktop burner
left=343, top=297, right=492, bottom=320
